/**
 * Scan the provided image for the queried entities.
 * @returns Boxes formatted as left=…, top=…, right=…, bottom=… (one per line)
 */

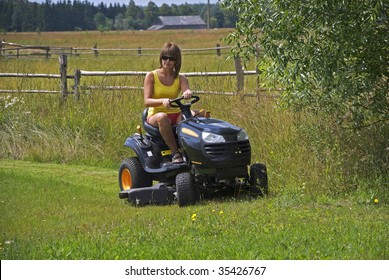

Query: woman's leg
left=175, top=109, right=206, bottom=124
left=147, top=112, right=178, bottom=153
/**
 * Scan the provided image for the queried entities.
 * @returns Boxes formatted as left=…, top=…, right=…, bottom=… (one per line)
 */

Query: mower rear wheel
left=175, top=172, right=199, bottom=207
left=249, top=163, right=268, bottom=196
left=118, top=157, right=152, bottom=191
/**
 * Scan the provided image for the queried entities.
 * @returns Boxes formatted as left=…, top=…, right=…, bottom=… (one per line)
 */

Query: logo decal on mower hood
left=182, top=127, right=199, bottom=138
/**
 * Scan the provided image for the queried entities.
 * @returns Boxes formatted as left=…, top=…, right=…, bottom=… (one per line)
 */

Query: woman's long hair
left=159, top=42, right=182, bottom=79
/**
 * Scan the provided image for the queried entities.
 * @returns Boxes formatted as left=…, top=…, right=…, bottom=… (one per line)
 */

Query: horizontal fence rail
left=0, top=73, right=66, bottom=78
left=0, top=71, right=256, bottom=78
left=76, top=70, right=257, bottom=77
left=1, top=40, right=231, bottom=58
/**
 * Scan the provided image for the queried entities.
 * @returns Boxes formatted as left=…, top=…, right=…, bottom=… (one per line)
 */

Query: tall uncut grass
left=1, top=87, right=387, bottom=201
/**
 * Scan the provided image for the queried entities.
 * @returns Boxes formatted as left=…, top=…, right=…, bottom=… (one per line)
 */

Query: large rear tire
left=249, top=163, right=268, bottom=196
left=118, top=157, right=152, bottom=191
left=175, top=172, right=199, bottom=207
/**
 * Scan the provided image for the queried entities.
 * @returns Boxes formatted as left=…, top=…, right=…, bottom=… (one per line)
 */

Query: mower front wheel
left=118, top=157, right=152, bottom=191
left=175, top=172, right=199, bottom=207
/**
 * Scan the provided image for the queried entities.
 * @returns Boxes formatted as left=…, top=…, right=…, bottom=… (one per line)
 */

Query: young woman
left=143, top=42, right=192, bottom=163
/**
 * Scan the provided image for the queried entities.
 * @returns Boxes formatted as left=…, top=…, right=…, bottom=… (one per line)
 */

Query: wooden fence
left=1, top=40, right=229, bottom=58
left=0, top=54, right=274, bottom=101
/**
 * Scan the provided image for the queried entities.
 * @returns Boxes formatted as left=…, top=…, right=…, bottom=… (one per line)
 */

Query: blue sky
left=30, top=0, right=219, bottom=7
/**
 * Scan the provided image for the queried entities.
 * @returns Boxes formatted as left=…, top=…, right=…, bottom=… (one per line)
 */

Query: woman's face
left=161, top=55, right=176, bottom=70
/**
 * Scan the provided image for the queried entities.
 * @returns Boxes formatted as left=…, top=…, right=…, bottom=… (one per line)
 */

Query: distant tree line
left=0, top=0, right=237, bottom=32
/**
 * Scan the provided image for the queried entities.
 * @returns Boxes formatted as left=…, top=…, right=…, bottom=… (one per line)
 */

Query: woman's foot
left=172, top=151, right=183, bottom=163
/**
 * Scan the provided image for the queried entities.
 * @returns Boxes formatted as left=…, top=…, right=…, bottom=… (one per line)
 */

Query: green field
left=0, top=30, right=388, bottom=260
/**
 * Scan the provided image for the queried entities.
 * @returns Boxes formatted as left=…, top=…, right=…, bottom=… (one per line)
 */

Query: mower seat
left=142, top=108, right=177, bottom=140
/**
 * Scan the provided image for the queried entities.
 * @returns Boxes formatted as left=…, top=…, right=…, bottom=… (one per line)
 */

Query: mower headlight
left=202, top=132, right=225, bottom=143
left=237, top=129, right=249, bottom=141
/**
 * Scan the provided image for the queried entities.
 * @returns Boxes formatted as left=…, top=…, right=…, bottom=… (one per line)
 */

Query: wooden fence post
left=234, top=56, right=244, bottom=96
left=93, top=43, right=98, bottom=57
left=0, top=40, right=2, bottom=57
left=74, top=69, right=81, bottom=100
left=59, top=54, right=68, bottom=102
left=216, top=44, right=221, bottom=56
left=138, top=47, right=142, bottom=56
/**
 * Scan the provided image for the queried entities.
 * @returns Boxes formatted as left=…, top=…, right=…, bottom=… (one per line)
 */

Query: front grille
left=204, top=140, right=251, bottom=157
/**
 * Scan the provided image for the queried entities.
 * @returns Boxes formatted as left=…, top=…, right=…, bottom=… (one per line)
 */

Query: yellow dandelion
left=191, top=213, right=197, bottom=221
left=219, top=210, right=224, bottom=215
left=374, top=198, right=379, bottom=204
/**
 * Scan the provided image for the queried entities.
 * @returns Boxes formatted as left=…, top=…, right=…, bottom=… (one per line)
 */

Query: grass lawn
left=1, top=159, right=387, bottom=260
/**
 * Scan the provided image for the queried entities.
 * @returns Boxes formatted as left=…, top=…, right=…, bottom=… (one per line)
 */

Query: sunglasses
left=161, top=56, right=176, bottom=61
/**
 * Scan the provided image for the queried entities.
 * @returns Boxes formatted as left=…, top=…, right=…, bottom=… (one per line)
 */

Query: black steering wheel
left=169, top=95, right=200, bottom=108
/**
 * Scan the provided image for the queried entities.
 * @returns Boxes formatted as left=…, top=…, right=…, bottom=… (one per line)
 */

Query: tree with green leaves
left=223, top=0, right=388, bottom=129
left=144, top=1, right=159, bottom=27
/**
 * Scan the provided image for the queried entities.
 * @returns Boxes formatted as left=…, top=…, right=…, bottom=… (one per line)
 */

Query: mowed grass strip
left=1, top=160, right=387, bottom=260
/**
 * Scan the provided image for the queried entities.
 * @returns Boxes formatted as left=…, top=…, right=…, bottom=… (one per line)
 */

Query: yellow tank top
left=147, top=70, right=181, bottom=117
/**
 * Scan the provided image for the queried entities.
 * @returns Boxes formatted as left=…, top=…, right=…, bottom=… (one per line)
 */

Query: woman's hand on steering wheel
left=182, top=90, right=192, bottom=99
left=161, top=98, right=171, bottom=108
